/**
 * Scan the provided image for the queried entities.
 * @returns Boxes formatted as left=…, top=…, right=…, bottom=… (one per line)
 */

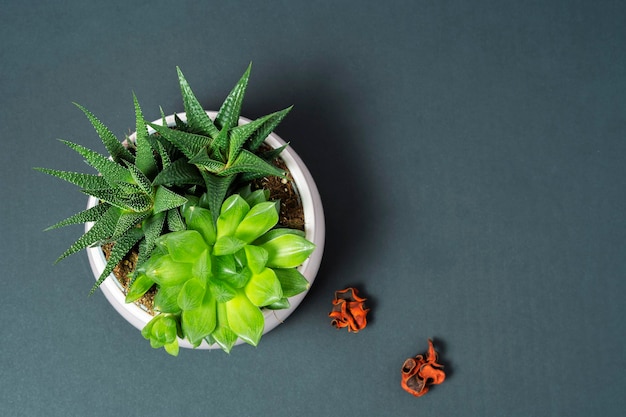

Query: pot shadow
left=242, top=62, right=379, bottom=308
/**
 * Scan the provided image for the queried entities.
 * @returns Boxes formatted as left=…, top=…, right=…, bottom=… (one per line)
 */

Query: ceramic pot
left=85, top=111, right=325, bottom=349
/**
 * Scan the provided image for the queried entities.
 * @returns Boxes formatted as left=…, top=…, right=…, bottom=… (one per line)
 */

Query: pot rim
left=85, top=111, right=325, bottom=350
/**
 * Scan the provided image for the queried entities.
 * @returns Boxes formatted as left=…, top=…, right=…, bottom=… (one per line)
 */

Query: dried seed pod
left=329, top=287, right=369, bottom=332
left=401, top=339, right=446, bottom=397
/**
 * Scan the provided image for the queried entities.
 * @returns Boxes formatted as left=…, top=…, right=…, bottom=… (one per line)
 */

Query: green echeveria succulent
left=128, top=188, right=315, bottom=354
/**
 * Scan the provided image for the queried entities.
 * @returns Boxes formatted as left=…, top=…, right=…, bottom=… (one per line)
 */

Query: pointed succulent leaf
left=122, top=159, right=152, bottom=194
left=244, top=267, right=283, bottom=307
left=56, top=205, right=121, bottom=263
left=153, top=283, right=183, bottom=314
left=225, top=290, right=264, bottom=346
left=161, top=230, right=206, bottom=263
left=113, top=211, right=149, bottom=239
left=192, top=249, right=212, bottom=280
left=132, top=94, right=158, bottom=178
left=148, top=122, right=213, bottom=159
left=210, top=125, right=230, bottom=158
left=248, top=106, right=293, bottom=151
left=144, top=254, right=193, bottom=286
left=227, top=113, right=275, bottom=162
left=182, top=293, right=216, bottom=345
left=34, top=167, right=109, bottom=190
left=243, top=188, right=270, bottom=207
left=252, top=227, right=305, bottom=245
left=212, top=255, right=251, bottom=288
left=90, top=226, right=144, bottom=295
left=44, top=203, right=109, bottom=231
left=61, top=140, right=132, bottom=185
left=183, top=205, right=216, bottom=245
left=219, top=149, right=285, bottom=178
left=213, top=236, right=246, bottom=256
left=152, top=186, right=187, bottom=214
left=176, top=67, right=219, bottom=137
left=215, top=63, right=251, bottom=131
left=136, top=211, right=166, bottom=266
left=189, top=150, right=227, bottom=173
left=264, top=297, right=290, bottom=310
left=177, top=277, right=206, bottom=311
left=125, top=273, right=156, bottom=303
left=234, top=201, right=279, bottom=243
left=209, top=279, right=237, bottom=303
left=74, top=103, right=135, bottom=163
left=273, top=268, right=310, bottom=297
left=82, top=188, right=152, bottom=212
left=217, top=194, right=250, bottom=238
left=152, top=158, right=204, bottom=187
left=244, top=245, right=268, bottom=274
left=166, top=208, right=185, bottom=232
left=201, top=171, right=234, bottom=225
left=164, top=339, right=180, bottom=356
left=150, top=315, right=178, bottom=345
left=260, top=233, right=316, bottom=268
left=211, top=303, right=238, bottom=353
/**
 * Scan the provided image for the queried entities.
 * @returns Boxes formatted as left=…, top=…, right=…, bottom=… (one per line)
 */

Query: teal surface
left=2, top=1, right=625, bottom=416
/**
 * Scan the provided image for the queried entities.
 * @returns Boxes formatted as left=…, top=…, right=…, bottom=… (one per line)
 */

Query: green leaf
left=244, top=268, right=283, bottom=307
left=252, top=227, right=305, bottom=245
left=152, top=158, right=204, bottom=187
left=148, top=122, right=214, bottom=160
left=166, top=208, right=185, bottom=232
left=151, top=315, right=178, bottom=345
left=211, top=302, right=238, bottom=353
left=153, top=284, right=183, bottom=314
left=215, top=63, right=251, bottom=131
left=183, top=205, right=216, bottom=245
left=122, top=159, right=152, bottom=194
left=264, top=297, right=290, bottom=310
left=212, top=255, right=251, bottom=288
left=209, top=279, right=237, bottom=303
left=164, top=339, right=180, bottom=356
left=144, top=254, right=193, bottom=286
left=213, top=236, right=246, bottom=256
left=90, top=226, right=144, bottom=295
left=176, top=67, right=219, bottom=137
left=181, top=291, right=216, bottom=345
left=112, top=211, right=148, bottom=239
left=216, top=194, right=250, bottom=239
left=159, top=230, right=206, bottom=263
left=74, top=103, right=135, bottom=163
left=56, top=205, right=121, bottom=263
left=260, top=234, right=316, bottom=268
left=153, top=186, right=187, bottom=214
left=192, top=249, right=212, bottom=280
left=218, top=149, right=285, bottom=178
left=234, top=201, right=279, bottom=243
left=243, top=245, right=268, bottom=274
left=177, top=278, right=206, bottom=311
left=136, top=211, right=166, bottom=266
left=248, top=106, right=293, bottom=151
left=82, top=188, right=152, bottom=212
left=201, top=172, right=234, bottom=225
left=227, top=113, right=274, bottom=162
left=44, top=203, right=109, bottom=231
left=226, top=290, right=264, bottom=346
left=243, top=189, right=270, bottom=207
left=126, top=273, right=155, bottom=303
left=273, top=268, right=310, bottom=297
left=34, top=167, right=109, bottom=190
left=133, top=94, right=158, bottom=178
left=189, top=149, right=227, bottom=173
left=61, top=140, right=133, bottom=186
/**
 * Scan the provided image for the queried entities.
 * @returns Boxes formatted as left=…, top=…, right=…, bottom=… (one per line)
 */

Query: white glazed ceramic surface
left=86, top=112, right=325, bottom=349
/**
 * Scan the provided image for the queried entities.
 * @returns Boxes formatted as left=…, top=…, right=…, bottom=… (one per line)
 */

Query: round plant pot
left=85, top=111, right=325, bottom=349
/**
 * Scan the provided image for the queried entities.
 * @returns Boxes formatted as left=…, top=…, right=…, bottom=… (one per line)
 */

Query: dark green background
left=2, top=1, right=625, bottom=415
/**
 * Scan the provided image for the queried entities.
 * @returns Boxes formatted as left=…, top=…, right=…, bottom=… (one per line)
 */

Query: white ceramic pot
left=85, top=111, right=325, bottom=349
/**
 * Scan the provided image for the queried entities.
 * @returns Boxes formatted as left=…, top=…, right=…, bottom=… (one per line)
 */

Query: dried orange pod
left=329, top=287, right=369, bottom=332
left=401, top=339, right=446, bottom=397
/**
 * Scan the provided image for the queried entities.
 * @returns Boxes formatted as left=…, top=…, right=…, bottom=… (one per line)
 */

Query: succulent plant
left=128, top=187, right=315, bottom=354
left=36, top=97, right=190, bottom=294
left=150, top=64, right=292, bottom=225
